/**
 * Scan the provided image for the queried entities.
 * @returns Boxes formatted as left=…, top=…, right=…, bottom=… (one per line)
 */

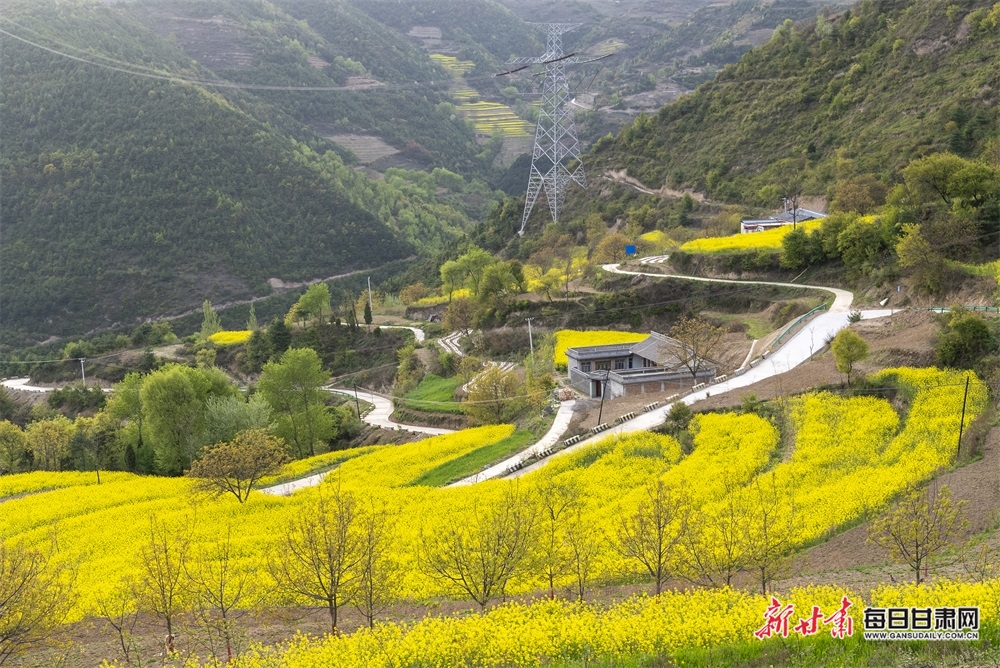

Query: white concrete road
left=260, top=470, right=332, bottom=496
left=508, top=262, right=890, bottom=477
left=512, top=308, right=893, bottom=478
left=449, top=400, right=577, bottom=486
left=1, top=378, right=51, bottom=393
left=379, top=325, right=425, bottom=343
left=602, top=263, right=855, bottom=313
left=438, top=331, right=465, bottom=357
left=1, top=378, right=112, bottom=394
left=328, top=387, right=455, bottom=436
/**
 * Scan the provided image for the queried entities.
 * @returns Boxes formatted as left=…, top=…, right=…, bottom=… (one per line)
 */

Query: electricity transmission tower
left=508, top=24, right=587, bottom=236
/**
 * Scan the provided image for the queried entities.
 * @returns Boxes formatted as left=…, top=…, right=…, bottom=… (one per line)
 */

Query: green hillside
left=640, top=0, right=851, bottom=89
left=592, top=0, right=1000, bottom=204
left=351, top=0, right=540, bottom=70
left=127, top=0, right=490, bottom=175
left=0, top=0, right=486, bottom=344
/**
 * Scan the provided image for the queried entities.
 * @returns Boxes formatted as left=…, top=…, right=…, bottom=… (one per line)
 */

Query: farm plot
left=325, top=134, right=401, bottom=165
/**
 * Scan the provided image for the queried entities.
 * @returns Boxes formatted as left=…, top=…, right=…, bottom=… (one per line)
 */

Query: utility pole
left=367, top=277, right=374, bottom=313
left=353, top=382, right=362, bottom=419
left=957, top=374, right=970, bottom=458
left=596, top=370, right=609, bottom=424
left=509, top=24, right=587, bottom=235
left=525, top=317, right=535, bottom=366
left=79, top=358, right=86, bottom=386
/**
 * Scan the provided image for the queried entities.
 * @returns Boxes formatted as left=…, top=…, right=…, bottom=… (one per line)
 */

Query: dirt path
left=602, top=169, right=706, bottom=202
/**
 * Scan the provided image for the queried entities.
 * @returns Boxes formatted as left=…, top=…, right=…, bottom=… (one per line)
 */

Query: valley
left=4, top=0, right=1000, bottom=666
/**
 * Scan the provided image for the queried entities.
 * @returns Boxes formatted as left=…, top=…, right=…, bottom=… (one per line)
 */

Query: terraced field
left=325, top=134, right=401, bottom=164
left=431, top=54, right=534, bottom=139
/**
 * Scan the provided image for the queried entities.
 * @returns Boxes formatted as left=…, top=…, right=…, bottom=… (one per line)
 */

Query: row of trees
left=781, top=152, right=1000, bottom=290
left=0, top=347, right=352, bottom=477
left=439, top=245, right=527, bottom=327
left=0, top=473, right=973, bottom=665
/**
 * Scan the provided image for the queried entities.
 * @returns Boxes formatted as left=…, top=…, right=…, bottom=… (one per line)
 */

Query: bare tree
left=0, top=540, right=75, bottom=666
left=95, top=580, right=143, bottom=668
left=564, top=505, right=602, bottom=602
left=533, top=481, right=579, bottom=600
left=668, top=317, right=724, bottom=380
left=744, top=475, right=797, bottom=594
left=353, top=500, right=398, bottom=629
left=185, top=526, right=258, bottom=663
left=462, top=366, right=526, bottom=425
left=444, top=297, right=476, bottom=337
left=676, top=480, right=752, bottom=588
left=962, top=542, right=1000, bottom=617
left=869, top=484, right=969, bottom=584
left=133, top=514, right=191, bottom=656
left=271, top=485, right=360, bottom=634
left=616, top=480, right=687, bottom=595
left=421, top=484, right=537, bottom=610
left=187, top=430, right=290, bottom=504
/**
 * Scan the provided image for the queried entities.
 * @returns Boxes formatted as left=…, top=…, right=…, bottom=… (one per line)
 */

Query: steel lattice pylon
left=510, top=24, right=587, bottom=236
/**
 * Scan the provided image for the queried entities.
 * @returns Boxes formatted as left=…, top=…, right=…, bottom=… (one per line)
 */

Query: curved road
left=1, top=378, right=52, bottom=393
left=3, top=265, right=889, bottom=488
left=328, top=387, right=455, bottom=436
left=602, top=263, right=855, bottom=313
left=448, top=400, right=577, bottom=487
left=502, top=261, right=891, bottom=478
left=260, top=470, right=331, bottom=496
left=378, top=325, right=426, bottom=343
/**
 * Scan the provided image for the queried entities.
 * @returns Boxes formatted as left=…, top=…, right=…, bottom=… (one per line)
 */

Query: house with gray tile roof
left=740, top=207, right=827, bottom=234
left=565, top=331, right=717, bottom=399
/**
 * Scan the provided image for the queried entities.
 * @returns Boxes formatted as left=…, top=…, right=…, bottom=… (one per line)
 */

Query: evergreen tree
left=268, top=319, right=292, bottom=356
left=246, top=304, right=258, bottom=332
left=240, top=330, right=274, bottom=375
left=200, top=301, right=222, bottom=341
left=125, top=443, right=137, bottom=472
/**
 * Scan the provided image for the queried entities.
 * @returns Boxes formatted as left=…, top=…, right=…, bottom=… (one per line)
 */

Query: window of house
left=596, top=361, right=611, bottom=371
left=643, top=358, right=657, bottom=368
left=580, top=362, right=591, bottom=372
left=614, top=358, right=626, bottom=370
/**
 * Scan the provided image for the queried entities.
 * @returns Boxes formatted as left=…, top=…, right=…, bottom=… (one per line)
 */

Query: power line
left=0, top=22, right=496, bottom=93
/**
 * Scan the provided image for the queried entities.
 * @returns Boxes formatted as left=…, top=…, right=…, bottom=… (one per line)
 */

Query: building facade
left=565, top=331, right=717, bottom=399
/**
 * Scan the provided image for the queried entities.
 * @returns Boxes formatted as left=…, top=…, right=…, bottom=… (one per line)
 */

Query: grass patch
left=705, top=312, right=774, bottom=339
left=400, top=373, right=463, bottom=414
left=406, top=429, right=535, bottom=486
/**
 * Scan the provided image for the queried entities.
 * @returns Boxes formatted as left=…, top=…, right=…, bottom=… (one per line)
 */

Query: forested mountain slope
left=0, top=1, right=483, bottom=344
left=350, top=0, right=539, bottom=70
left=591, top=0, right=1000, bottom=204
left=126, top=0, right=491, bottom=175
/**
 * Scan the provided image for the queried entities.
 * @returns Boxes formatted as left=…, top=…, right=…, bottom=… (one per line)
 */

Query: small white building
left=740, top=207, right=827, bottom=234
left=565, top=331, right=716, bottom=399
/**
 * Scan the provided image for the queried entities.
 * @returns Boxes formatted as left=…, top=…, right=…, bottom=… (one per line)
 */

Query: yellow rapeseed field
left=208, top=330, right=252, bottom=346
left=553, top=329, right=649, bottom=368
left=0, top=367, right=989, bottom=664
left=414, top=288, right=470, bottom=307
left=681, top=220, right=823, bottom=254
left=230, top=581, right=1000, bottom=667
